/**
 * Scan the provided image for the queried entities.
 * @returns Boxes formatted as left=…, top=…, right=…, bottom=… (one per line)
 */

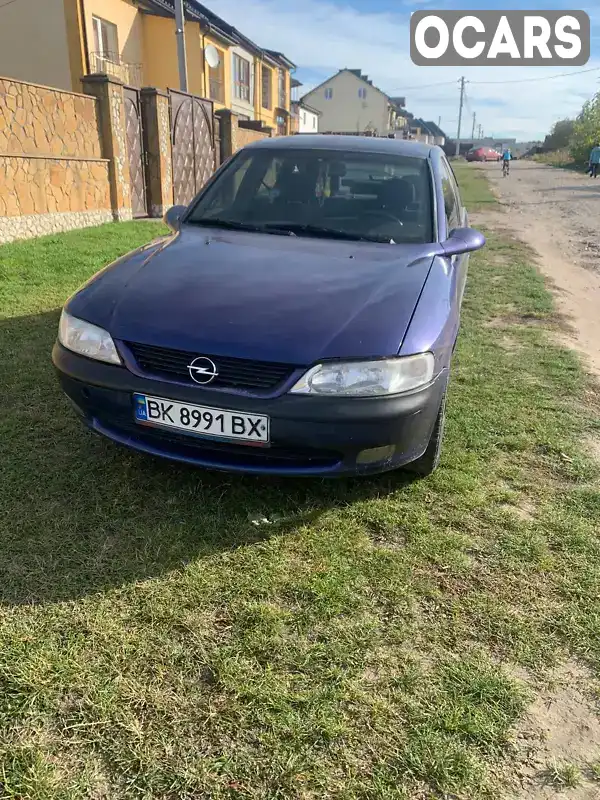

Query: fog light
left=356, top=445, right=396, bottom=465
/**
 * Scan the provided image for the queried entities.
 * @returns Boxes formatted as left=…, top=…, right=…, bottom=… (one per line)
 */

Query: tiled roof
left=144, top=0, right=295, bottom=67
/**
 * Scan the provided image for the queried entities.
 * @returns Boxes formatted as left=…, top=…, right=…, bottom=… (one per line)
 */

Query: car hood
left=68, top=227, right=438, bottom=364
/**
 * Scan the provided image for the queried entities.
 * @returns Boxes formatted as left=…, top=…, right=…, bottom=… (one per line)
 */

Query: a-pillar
left=140, top=88, right=173, bottom=217
left=82, top=74, right=132, bottom=221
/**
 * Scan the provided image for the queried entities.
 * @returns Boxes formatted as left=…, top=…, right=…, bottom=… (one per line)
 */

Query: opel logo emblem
left=188, top=356, right=219, bottom=385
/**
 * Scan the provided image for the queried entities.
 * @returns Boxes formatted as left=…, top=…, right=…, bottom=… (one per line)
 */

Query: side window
left=447, top=162, right=463, bottom=221
left=440, top=159, right=461, bottom=231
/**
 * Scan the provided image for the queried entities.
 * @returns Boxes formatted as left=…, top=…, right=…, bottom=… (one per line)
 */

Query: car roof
left=243, top=134, right=437, bottom=160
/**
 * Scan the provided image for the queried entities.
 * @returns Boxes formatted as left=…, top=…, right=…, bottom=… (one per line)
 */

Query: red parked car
left=466, top=147, right=501, bottom=162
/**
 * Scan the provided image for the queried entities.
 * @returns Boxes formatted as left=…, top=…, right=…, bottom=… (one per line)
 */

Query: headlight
left=58, top=310, right=121, bottom=365
left=289, top=353, right=435, bottom=397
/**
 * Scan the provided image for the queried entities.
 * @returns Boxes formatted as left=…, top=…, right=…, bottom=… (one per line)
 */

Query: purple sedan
left=52, top=135, right=485, bottom=477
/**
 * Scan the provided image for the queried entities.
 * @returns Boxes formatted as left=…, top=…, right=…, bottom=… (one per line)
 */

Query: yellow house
left=0, top=0, right=294, bottom=131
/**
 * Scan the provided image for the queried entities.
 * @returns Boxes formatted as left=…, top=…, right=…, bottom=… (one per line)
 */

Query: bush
left=543, top=119, right=574, bottom=151
left=531, top=149, right=575, bottom=168
left=570, top=92, right=600, bottom=164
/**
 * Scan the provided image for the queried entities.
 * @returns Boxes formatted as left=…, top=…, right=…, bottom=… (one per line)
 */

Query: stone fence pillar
left=215, top=109, right=239, bottom=163
left=81, top=74, right=132, bottom=221
left=140, top=88, right=173, bottom=217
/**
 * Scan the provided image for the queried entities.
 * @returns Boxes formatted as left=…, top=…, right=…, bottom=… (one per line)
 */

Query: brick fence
left=0, top=77, right=115, bottom=242
left=216, top=110, right=272, bottom=164
left=0, top=76, right=275, bottom=244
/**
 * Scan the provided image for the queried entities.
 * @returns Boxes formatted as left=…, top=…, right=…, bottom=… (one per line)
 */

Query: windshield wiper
left=186, top=218, right=295, bottom=236
left=186, top=218, right=393, bottom=243
left=262, top=223, right=393, bottom=244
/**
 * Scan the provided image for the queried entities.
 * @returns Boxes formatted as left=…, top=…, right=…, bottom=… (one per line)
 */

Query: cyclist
left=588, top=143, right=600, bottom=178
left=501, top=147, right=512, bottom=176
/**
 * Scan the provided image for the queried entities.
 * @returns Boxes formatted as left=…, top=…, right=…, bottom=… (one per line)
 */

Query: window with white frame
left=358, top=87, right=367, bottom=99
left=233, top=53, right=251, bottom=103
left=324, top=87, right=333, bottom=99
left=92, top=16, right=119, bottom=63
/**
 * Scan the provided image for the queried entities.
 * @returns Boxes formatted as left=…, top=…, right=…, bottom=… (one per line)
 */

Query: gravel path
left=475, top=160, right=600, bottom=377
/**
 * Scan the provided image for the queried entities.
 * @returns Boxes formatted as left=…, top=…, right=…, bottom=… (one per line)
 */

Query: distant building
left=300, top=68, right=404, bottom=135
left=290, top=78, right=320, bottom=134
left=411, top=119, right=447, bottom=146
left=296, top=103, right=320, bottom=133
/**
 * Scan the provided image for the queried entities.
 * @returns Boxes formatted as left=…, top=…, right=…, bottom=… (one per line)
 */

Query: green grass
left=451, top=162, right=497, bottom=210
left=0, top=197, right=599, bottom=799
left=530, top=150, right=581, bottom=171
left=547, top=760, right=582, bottom=789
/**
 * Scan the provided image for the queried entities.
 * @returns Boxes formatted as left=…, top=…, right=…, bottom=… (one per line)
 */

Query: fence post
left=81, top=74, right=132, bottom=221
left=140, top=88, right=173, bottom=217
left=215, top=108, right=239, bottom=162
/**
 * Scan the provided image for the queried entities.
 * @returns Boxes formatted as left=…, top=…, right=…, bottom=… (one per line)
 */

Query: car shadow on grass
left=0, top=310, right=413, bottom=607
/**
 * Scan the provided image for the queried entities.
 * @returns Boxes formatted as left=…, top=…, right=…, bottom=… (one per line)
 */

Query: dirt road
left=475, top=161, right=600, bottom=800
left=477, top=160, right=600, bottom=377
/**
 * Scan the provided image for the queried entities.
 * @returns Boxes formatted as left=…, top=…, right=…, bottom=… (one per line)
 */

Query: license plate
left=133, top=394, right=270, bottom=444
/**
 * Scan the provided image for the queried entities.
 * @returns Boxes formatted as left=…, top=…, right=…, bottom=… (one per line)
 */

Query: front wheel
left=403, top=391, right=447, bottom=477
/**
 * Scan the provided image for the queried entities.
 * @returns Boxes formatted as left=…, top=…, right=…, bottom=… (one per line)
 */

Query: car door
left=440, top=156, right=469, bottom=311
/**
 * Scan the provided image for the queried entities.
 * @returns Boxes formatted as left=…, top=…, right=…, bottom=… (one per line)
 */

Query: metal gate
left=169, top=90, right=215, bottom=206
left=124, top=87, right=148, bottom=218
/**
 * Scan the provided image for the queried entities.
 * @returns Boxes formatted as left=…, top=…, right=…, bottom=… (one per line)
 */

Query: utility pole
left=438, top=115, right=441, bottom=127
left=477, top=123, right=483, bottom=139
left=471, top=112, right=476, bottom=140
left=455, top=76, right=465, bottom=157
left=174, top=0, right=188, bottom=93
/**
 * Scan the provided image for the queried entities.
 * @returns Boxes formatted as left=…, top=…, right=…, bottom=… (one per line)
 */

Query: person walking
left=588, top=143, right=600, bottom=178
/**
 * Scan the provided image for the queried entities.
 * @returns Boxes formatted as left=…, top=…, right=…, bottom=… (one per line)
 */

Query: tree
left=570, top=92, right=600, bottom=164
left=543, top=118, right=574, bottom=151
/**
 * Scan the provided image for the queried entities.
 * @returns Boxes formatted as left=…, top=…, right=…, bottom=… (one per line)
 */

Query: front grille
left=126, top=342, right=296, bottom=392
left=103, top=419, right=341, bottom=471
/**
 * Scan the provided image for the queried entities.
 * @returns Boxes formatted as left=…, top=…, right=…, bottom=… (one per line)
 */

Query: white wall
left=230, top=45, right=255, bottom=119
left=299, top=107, right=319, bottom=133
left=302, top=71, right=389, bottom=134
left=0, top=0, right=72, bottom=91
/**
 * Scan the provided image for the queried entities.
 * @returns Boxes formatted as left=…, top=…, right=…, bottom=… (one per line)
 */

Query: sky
left=202, top=0, right=600, bottom=141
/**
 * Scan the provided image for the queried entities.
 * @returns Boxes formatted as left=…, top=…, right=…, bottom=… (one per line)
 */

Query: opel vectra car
left=53, top=136, right=485, bottom=477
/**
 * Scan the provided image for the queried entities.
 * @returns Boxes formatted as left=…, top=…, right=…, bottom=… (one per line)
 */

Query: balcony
left=89, top=52, right=142, bottom=88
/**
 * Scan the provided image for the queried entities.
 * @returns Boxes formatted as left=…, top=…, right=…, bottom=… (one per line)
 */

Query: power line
left=469, top=66, right=600, bottom=85
left=0, top=0, right=20, bottom=9
left=390, top=66, right=600, bottom=94
left=388, top=80, right=458, bottom=92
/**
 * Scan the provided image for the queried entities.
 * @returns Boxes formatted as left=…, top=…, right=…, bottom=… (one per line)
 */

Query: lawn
left=1, top=180, right=600, bottom=799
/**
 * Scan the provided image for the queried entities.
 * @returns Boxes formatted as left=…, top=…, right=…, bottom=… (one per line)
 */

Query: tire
left=403, top=390, right=447, bottom=477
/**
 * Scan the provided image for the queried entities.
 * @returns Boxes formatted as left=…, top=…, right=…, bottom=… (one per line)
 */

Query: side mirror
left=163, top=205, right=187, bottom=232
left=441, top=227, right=486, bottom=257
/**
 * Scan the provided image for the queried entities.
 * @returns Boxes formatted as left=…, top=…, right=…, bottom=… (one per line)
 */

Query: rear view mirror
left=164, top=205, right=187, bottom=232
left=441, top=227, right=486, bottom=257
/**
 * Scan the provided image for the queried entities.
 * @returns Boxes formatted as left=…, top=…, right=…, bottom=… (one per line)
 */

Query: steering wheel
left=361, top=210, right=404, bottom=227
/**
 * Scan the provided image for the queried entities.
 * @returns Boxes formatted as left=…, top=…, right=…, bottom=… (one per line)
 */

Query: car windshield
left=186, top=148, right=434, bottom=244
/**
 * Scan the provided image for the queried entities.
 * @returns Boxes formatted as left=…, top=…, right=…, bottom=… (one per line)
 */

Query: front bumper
left=52, top=343, right=447, bottom=477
